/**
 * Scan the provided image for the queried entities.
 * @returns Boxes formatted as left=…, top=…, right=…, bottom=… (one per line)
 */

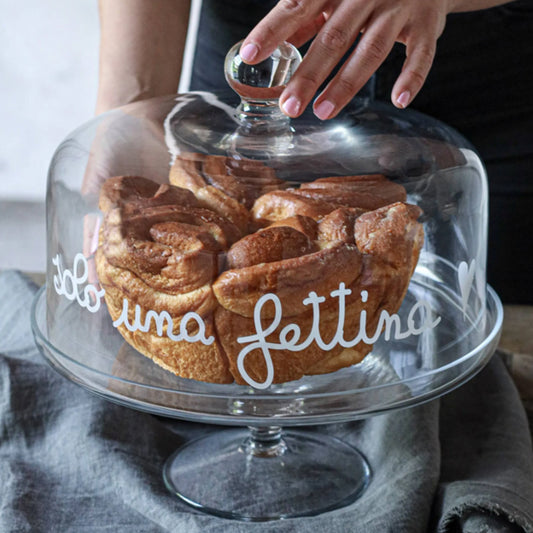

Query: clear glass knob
left=225, top=40, right=302, bottom=104
left=221, top=41, right=303, bottom=155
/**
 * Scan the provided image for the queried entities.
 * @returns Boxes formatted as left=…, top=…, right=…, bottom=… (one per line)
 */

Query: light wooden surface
left=499, top=305, right=533, bottom=421
left=500, top=305, right=533, bottom=354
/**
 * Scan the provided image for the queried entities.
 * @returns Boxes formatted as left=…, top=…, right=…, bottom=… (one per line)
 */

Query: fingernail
left=282, top=95, right=301, bottom=117
left=314, top=100, right=335, bottom=120
left=397, top=91, right=411, bottom=109
left=240, top=43, right=259, bottom=62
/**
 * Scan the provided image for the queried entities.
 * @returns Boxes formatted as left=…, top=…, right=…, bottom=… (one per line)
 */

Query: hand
left=240, top=0, right=451, bottom=119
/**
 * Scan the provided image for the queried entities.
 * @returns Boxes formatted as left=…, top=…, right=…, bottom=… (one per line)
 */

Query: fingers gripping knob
left=225, top=41, right=302, bottom=101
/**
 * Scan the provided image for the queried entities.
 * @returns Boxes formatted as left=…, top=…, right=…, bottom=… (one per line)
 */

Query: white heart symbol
left=458, top=259, right=476, bottom=318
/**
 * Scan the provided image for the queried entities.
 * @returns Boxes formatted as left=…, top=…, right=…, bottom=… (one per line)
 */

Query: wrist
left=95, top=69, right=178, bottom=115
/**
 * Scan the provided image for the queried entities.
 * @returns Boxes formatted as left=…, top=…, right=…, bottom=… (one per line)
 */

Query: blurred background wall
left=0, top=0, right=100, bottom=201
left=0, top=0, right=99, bottom=271
left=0, top=0, right=199, bottom=271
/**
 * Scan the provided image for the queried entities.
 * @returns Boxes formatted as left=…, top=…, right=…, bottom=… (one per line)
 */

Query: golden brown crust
left=213, top=242, right=362, bottom=318
left=170, top=152, right=288, bottom=211
left=266, top=215, right=318, bottom=241
left=96, top=249, right=218, bottom=319
left=101, top=204, right=240, bottom=292
left=355, top=202, right=424, bottom=270
left=214, top=290, right=374, bottom=384
left=317, top=207, right=367, bottom=245
left=226, top=226, right=318, bottom=270
left=250, top=174, right=405, bottom=226
left=194, top=186, right=251, bottom=234
left=99, top=176, right=198, bottom=213
left=96, top=175, right=236, bottom=383
left=251, top=189, right=334, bottom=223
left=212, top=197, right=423, bottom=384
left=96, top=160, right=423, bottom=386
left=96, top=247, right=232, bottom=383
left=297, top=174, right=407, bottom=209
left=354, top=202, right=425, bottom=316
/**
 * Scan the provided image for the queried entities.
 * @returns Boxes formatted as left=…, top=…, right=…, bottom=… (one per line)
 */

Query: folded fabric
left=0, top=270, right=531, bottom=533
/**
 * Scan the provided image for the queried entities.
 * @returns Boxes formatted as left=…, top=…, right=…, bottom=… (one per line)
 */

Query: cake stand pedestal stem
left=242, top=426, right=287, bottom=457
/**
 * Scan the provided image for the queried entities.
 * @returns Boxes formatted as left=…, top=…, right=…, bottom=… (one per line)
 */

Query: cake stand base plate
left=163, top=427, right=371, bottom=521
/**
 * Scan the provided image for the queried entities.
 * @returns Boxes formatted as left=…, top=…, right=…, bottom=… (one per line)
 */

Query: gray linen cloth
left=0, top=270, right=532, bottom=533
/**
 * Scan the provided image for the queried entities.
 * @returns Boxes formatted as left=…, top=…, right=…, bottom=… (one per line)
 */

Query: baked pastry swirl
left=170, top=152, right=289, bottom=234
left=251, top=173, right=406, bottom=224
left=95, top=176, right=236, bottom=383
left=96, top=156, right=424, bottom=385
left=214, top=201, right=423, bottom=384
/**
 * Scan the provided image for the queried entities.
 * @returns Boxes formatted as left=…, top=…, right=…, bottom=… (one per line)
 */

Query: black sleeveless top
left=191, top=0, right=533, bottom=303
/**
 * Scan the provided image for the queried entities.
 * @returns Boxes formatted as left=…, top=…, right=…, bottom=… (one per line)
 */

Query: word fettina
left=52, top=253, right=441, bottom=389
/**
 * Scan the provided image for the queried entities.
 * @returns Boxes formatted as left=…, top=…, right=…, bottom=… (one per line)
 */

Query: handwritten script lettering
left=52, top=253, right=105, bottom=313
left=53, top=254, right=441, bottom=389
left=112, top=298, right=214, bottom=345
left=236, top=283, right=441, bottom=389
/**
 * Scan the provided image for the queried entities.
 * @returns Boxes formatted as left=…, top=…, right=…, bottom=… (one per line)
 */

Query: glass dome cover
left=36, top=41, right=502, bottom=420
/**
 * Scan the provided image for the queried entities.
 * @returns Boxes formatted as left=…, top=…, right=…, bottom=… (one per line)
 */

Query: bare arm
left=239, top=0, right=515, bottom=118
left=96, top=0, right=191, bottom=114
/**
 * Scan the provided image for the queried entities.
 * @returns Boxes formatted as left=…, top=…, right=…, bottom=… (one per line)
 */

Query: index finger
left=240, top=0, right=328, bottom=64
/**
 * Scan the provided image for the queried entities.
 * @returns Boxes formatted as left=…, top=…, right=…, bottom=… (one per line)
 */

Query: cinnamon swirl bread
left=96, top=156, right=424, bottom=385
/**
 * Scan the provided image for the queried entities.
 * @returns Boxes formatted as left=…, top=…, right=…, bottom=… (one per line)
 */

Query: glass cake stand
left=33, top=39, right=505, bottom=523
left=31, top=267, right=503, bottom=521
